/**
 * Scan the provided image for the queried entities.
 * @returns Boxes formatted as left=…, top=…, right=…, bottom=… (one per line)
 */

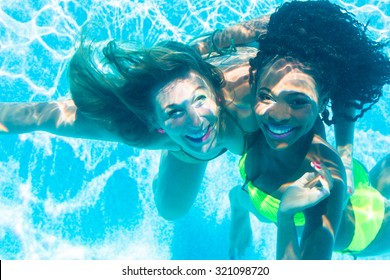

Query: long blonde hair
left=69, top=36, right=225, bottom=146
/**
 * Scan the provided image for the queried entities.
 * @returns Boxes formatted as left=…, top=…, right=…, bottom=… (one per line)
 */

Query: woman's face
left=153, top=71, right=222, bottom=158
left=254, top=59, right=325, bottom=150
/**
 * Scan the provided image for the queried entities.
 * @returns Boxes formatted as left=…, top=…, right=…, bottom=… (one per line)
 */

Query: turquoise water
left=0, top=0, right=389, bottom=260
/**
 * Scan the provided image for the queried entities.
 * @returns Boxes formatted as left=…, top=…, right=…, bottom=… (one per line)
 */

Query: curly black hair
left=250, top=0, right=390, bottom=124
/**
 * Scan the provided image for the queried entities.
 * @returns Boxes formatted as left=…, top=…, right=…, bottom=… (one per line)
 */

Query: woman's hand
left=279, top=162, right=332, bottom=216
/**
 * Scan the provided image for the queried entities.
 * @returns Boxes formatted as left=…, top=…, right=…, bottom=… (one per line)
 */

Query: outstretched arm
left=334, top=107, right=356, bottom=198
left=0, top=100, right=176, bottom=149
left=333, top=106, right=357, bottom=211
left=153, top=150, right=208, bottom=220
left=228, top=185, right=254, bottom=259
left=189, top=16, right=269, bottom=55
left=0, top=100, right=122, bottom=141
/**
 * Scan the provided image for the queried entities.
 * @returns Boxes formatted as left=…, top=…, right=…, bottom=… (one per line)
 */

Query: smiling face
left=254, top=58, right=326, bottom=150
left=153, top=71, right=223, bottom=158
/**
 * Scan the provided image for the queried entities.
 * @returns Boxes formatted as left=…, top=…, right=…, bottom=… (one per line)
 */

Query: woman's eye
left=290, top=99, right=309, bottom=107
left=257, top=93, right=273, bottom=102
left=193, top=95, right=206, bottom=107
left=167, top=109, right=183, bottom=119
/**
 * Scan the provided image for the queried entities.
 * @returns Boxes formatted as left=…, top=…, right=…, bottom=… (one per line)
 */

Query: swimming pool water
left=0, top=0, right=389, bottom=260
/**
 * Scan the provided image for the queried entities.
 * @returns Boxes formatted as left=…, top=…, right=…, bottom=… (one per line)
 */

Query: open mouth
left=265, top=124, right=296, bottom=139
left=185, top=125, right=212, bottom=143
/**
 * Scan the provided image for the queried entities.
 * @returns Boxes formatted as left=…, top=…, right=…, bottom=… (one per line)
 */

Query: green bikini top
left=238, top=153, right=306, bottom=226
left=239, top=153, right=385, bottom=254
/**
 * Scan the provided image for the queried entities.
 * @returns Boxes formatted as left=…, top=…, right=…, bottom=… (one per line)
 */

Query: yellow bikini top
left=239, top=153, right=386, bottom=255
left=239, top=153, right=306, bottom=226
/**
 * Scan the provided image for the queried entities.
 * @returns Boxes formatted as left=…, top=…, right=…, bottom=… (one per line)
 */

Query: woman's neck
left=220, top=109, right=251, bottom=155
left=219, top=103, right=260, bottom=155
left=268, top=129, right=314, bottom=169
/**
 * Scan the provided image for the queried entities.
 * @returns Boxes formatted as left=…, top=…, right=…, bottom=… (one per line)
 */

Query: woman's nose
left=186, top=108, right=202, bottom=127
left=268, top=103, right=291, bottom=123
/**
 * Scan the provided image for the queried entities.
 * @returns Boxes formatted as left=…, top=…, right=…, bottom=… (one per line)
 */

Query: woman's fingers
left=294, top=171, right=317, bottom=187
left=310, top=161, right=332, bottom=195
